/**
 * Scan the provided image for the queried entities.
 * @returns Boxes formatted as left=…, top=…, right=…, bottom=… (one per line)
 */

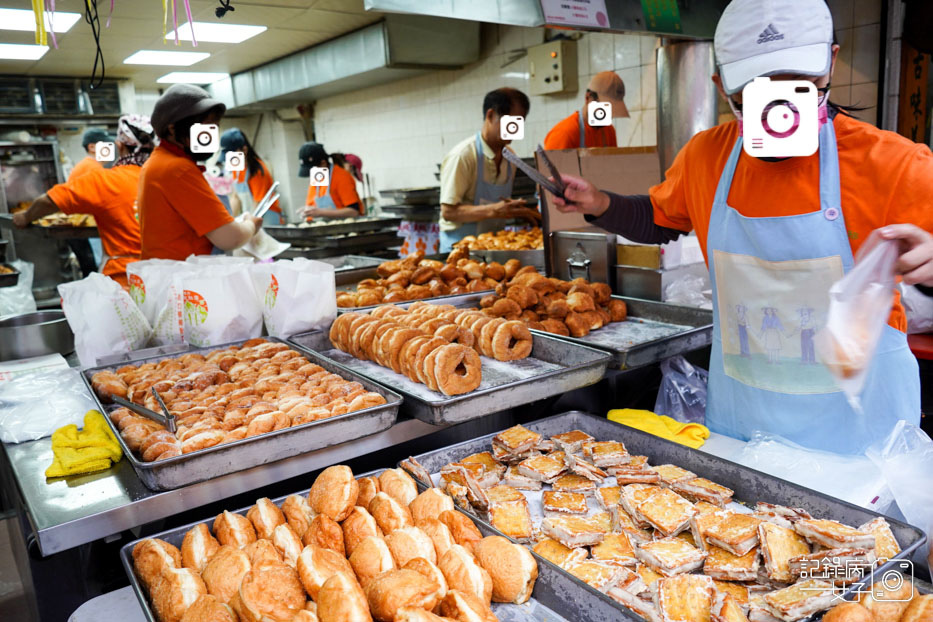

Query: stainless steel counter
left=1, top=418, right=444, bottom=556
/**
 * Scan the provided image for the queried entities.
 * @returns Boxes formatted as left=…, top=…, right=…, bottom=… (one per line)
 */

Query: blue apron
left=439, top=133, right=514, bottom=252
left=310, top=165, right=338, bottom=213
left=578, top=109, right=612, bottom=148
left=705, top=120, right=920, bottom=455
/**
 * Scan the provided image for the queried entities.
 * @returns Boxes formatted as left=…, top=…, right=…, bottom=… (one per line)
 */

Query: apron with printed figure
left=308, top=165, right=338, bottom=214
left=706, top=120, right=920, bottom=455
left=439, top=133, right=515, bottom=252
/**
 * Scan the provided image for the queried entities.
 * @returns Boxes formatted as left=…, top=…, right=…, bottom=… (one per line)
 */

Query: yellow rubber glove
left=607, top=408, right=710, bottom=449
left=45, top=410, right=123, bottom=478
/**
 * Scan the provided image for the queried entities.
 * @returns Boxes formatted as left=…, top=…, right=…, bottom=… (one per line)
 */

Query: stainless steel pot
left=0, top=310, right=74, bottom=361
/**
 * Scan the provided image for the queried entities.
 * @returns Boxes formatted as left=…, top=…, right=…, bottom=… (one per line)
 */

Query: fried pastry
left=281, top=494, right=317, bottom=540
left=786, top=547, right=876, bottom=585
left=404, top=557, right=448, bottom=601
left=794, top=519, right=875, bottom=549
left=181, top=524, right=220, bottom=574
left=712, top=580, right=750, bottom=612
left=485, top=485, right=525, bottom=505
left=566, top=560, right=625, bottom=593
left=272, top=523, right=302, bottom=568
left=586, top=441, right=629, bottom=468
left=704, top=513, right=762, bottom=556
left=201, top=545, right=251, bottom=603
left=516, top=453, right=566, bottom=482
left=356, top=476, right=381, bottom=509
left=179, top=594, right=237, bottom=622
left=459, top=452, right=506, bottom=483
left=550, top=429, right=595, bottom=453
left=712, top=592, right=751, bottom=622
left=533, top=537, right=588, bottom=568
left=316, top=572, right=373, bottom=622
left=410, top=488, right=456, bottom=524
left=857, top=517, right=900, bottom=562
left=379, top=468, right=419, bottom=507
left=297, top=543, right=355, bottom=599
left=762, top=579, right=835, bottom=622
left=365, top=568, right=442, bottom=622
left=133, top=538, right=182, bottom=588
left=543, top=491, right=588, bottom=515
left=438, top=544, right=493, bottom=605
left=596, top=486, right=621, bottom=510
left=654, top=574, right=714, bottom=622
left=620, top=484, right=662, bottom=526
left=416, top=518, right=457, bottom=561
left=564, top=453, right=608, bottom=482
left=540, top=515, right=606, bottom=548
left=230, top=560, right=304, bottom=622
left=150, top=567, right=208, bottom=622
left=246, top=497, right=286, bottom=540
left=651, top=464, right=697, bottom=487
left=438, top=510, right=483, bottom=552
left=492, top=424, right=541, bottom=456
left=752, top=503, right=812, bottom=530
left=385, top=526, right=437, bottom=567
left=502, top=465, right=543, bottom=491
left=552, top=473, right=598, bottom=494
left=611, top=463, right=662, bottom=485
left=309, top=465, right=359, bottom=522
left=348, top=536, right=396, bottom=590
left=436, top=590, right=497, bottom=622
left=672, top=478, right=734, bottom=507
left=400, top=456, right=434, bottom=489
left=703, top=545, right=760, bottom=582
left=488, top=499, right=534, bottom=541
left=342, top=506, right=383, bottom=557
left=609, top=585, right=663, bottom=622
left=243, top=539, right=282, bottom=567
left=635, top=538, right=707, bottom=576
left=635, top=487, right=697, bottom=536
left=591, top=533, right=637, bottom=567
left=303, top=514, right=345, bottom=556
left=473, top=535, right=538, bottom=604
left=690, top=502, right=730, bottom=552
left=370, top=492, right=414, bottom=534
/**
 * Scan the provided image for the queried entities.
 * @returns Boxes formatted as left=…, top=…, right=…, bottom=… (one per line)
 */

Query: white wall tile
left=853, top=0, right=881, bottom=26
left=641, top=62, right=657, bottom=110
left=617, top=66, right=643, bottom=112
left=639, top=36, right=659, bottom=67
left=576, top=35, right=590, bottom=78
left=613, top=34, right=641, bottom=70
left=588, top=33, right=614, bottom=76
left=851, top=24, right=880, bottom=85
left=828, top=0, right=854, bottom=29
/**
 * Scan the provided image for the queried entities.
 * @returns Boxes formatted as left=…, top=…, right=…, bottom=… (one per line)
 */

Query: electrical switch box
left=528, top=40, right=577, bottom=96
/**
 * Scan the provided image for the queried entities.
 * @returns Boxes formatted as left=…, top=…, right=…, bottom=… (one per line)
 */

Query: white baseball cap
left=714, top=0, right=834, bottom=95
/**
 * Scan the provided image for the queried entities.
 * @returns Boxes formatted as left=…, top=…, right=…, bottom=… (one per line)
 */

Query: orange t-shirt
left=69, top=155, right=103, bottom=182
left=235, top=158, right=281, bottom=217
left=305, top=165, right=362, bottom=214
left=544, top=110, right=617, bottom=150
left=47, top=165, right=142, bottom=287
left=649, top=113, right=933, bottom=332
left=138, top=145, right=234, bottom=261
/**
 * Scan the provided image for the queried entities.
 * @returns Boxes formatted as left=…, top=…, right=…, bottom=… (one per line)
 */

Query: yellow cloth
left=45, top=410, right=123, bottom=478
left=607, top=408, right=710, bottom=449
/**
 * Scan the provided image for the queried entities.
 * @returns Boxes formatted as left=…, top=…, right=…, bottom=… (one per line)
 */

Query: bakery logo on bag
left=265, top=274, right=279, bottom=309
left=182, top=290, right=209, bottom=325
left=128, top=274, right=145, bottom=306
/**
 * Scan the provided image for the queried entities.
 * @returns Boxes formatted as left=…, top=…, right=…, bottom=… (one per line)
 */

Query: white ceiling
left=0, top=0, right=383, bottom=90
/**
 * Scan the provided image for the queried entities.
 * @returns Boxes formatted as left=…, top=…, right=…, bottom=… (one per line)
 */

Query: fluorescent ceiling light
left=166, top=22, right=266, bottom=43
left=157, top=72, right=230, bottom=84
left=124, top=50, right=209, bottom=66
left=0, top=8, right=81, bottom=33
left=0, top=43, right=49, bottom=60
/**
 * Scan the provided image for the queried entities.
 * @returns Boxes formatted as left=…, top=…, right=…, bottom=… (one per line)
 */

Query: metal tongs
left=112, top=389, right=177, bottom=435
left=502, top=144, right=570, bottom=201
left=252, top=181, right=280, bottom=220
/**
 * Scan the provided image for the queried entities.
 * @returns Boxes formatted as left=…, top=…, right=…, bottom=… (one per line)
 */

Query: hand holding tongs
left=252, top=181, right=280, bottom=220
left=502, top=144, right=571, bottom=202
left=112, top=389, right=177, bottom=435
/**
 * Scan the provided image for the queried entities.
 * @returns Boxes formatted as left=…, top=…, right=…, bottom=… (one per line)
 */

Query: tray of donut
left=121, top=465, right=627, bottom=622
left=82, top=338, right=403, bottom=491
left=287, top=299, right=611, bottom=426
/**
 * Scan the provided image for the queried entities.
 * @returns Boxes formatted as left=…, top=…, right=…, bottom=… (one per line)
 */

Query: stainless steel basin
left=0, top=310, right=74, bottom=361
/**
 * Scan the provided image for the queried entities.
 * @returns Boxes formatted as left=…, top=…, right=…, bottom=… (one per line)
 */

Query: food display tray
left=80, top=338, right=402, bottom=491
left=265, top=217, right=401, bottom=241
left=288, top=328, right=610, bottom=426
left=469, top=249, right=545, bottom=272
left=0, top=214, right=99, bottom=240
left=321, top=230, right=400, bottom=249
left=380, top=204, right=440, bottom=221
left=119, top=469, right=597, bottom=622
left=0, top=263, right=19, bottom=287
left=407, top=411, right=927, bottom=622
left=379, top=186, right=441, bottom=205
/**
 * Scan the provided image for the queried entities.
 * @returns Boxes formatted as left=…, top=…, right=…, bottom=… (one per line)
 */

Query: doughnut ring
left=434, top=344, right=482, bottom=396
left=491, top=320, right=533, bottom=361
left=348, top=392, right=387, bottom=411
left=421, top=348, right=442, bottom=391
left=412, top=337, right=449, bottom=384
left=399, top=336, right=430, bottom=379
left=385, top=328, right=423, bottom=373
left=480, top=318, right=505, bottom=357
left=435, top=324, right=475, bottom=349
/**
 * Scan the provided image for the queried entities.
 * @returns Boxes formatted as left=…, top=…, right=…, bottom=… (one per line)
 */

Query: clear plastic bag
left=654, top=355, right=708, bottom=425
left=815, top=239, right=898, bottom=408
left=664, top=274, right=711, bottom=309
left=900, top=283, right=933, bottom=334
left=866, top=420, right=933, bottom=564
left=0, top=259, right=37, bottom=317
left=0, top=368, right=97, bottom=443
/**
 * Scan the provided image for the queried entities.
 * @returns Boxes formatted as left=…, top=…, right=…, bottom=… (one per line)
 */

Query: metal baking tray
left=119, top=469, right=587, bottom=622
left=469, top=249, right=546, bottom=272
left=380, top=204, right=440, bottom=220
left=0, top=262, right=19, bottom=287
left=265, top=217, right=401, bottom=241
left=81, top=338, right=402, bottom=491
left=288, top=328, right=610, bottom=426
left=322, top=230, right=400, bottom=249
left=0, top=214, right=99, bottom=240
left=319, top=254, right=385, bottom=272
left=379, top=186, right=441, bottom=205
left=408, top=411, right=927, bottom=622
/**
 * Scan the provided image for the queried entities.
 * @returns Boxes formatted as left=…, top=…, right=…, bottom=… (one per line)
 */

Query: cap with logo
left=587, top=72, right=629, bottom=118
left=150, top=83, right=226, bottom=136
left=219, top=128, right=246, bottom=162
left=82, top=128, right=114, bottom=148
left=714, top=0, right=834, bottom=95
left=298, top=142, right=329, bottom=177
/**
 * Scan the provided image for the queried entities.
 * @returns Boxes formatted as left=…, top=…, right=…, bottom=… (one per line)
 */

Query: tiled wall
left=827, top=0, right=883, bottom=125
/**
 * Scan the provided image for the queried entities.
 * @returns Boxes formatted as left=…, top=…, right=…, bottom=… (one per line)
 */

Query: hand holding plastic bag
left=815, top=239, right=898, bottom=408
left=654, top=355, right=708, bottom=425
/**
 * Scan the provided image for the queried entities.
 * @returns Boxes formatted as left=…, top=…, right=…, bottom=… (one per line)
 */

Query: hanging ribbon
left=183, top=0, right=197, bottom=46
left=32, top=0, right=47, bottom=46
left=45, top=0, right=59, bottom=49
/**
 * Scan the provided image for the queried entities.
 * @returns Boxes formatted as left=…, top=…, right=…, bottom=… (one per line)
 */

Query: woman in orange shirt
left=299, top=142, right=363, bottom=220
left=551, top=0, right=932, bottom=454
left=219, top=128, right=283, bottom=225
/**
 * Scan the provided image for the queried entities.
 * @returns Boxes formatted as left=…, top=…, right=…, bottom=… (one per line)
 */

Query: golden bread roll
left=181, top=523, right=221, bottom=574
left=473, top=536, right=537, bottom=604
left=316, top=572, right=373, bottom=622
left=822, top=602, right=876, bottom=622
left=213, top=510, right=257, bottom=549
left=201, top=545, right=251, bottom=603
left=302, top=514, right=345, bottom=556
left=385, top=527, right=437, bottom=567
left=357, top=476, right=381, bottom=508
left=231, top=560, right=305, bottom=622
left=409, top=488, right=455, bottom=524
left=438, top=511, right=482, bottom=553
left=150, top=567, right=208, bottom=622
left=379, top=468, right=418, bottom=507
left=296, top=544, right=354, bottom=600
left=272, top=523, right=303, bottom=568
left=857, top=579, right=917, bottom=622
left=394, top=608, right=457, bottom=622
left=364, top=569, right=442, bottom=622
left=349, top=536, right=396, bottom=589
left=416, top=519, right=457, bottom=561
left=309, top=465, right=359, bottom=522
left=133, top=538, right=182, bottom=588
left=244, top=538, right=283, bottom=566
left=291, top=610, right=320, bottom=622
left=179, top=594, right=237, bottom=622
left=282, top=494, right=317, bottom=540
left=247, top=497, right=287, bottom=540
left=404, top=557, right=448, bottom=601
left=342, top=506, right=383, bottom=557
left=369, top=492, right=414, bottom=534
left=436, top=590, right=497, bottom=622
left=437, top=545, right=493, bottom=605
left=901, top=595, right=933, bottom=622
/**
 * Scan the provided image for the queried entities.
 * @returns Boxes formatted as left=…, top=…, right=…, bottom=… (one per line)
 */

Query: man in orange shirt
left=544, top=72, right=629, bottom=150
left=550, top=0, right=932, bottom=454
left=138, top=84, right=262, bottom=260
left=69, top=128, right=112, bottom=181
left=299, top=142, right=363, bottom=220
left=13, top=115, right=154, bottom=287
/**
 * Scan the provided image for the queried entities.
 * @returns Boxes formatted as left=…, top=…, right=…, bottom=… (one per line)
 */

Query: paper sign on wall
left=541, top=0, right=609, bottom=28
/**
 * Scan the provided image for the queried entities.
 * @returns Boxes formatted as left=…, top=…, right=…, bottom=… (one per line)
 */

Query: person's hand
left=548, top=173, right=610, bottom=218
left=858, top=224, right=933, bottom=287
left=492, top=199, right=541, bottom=224
left=11, top=212, right=30, bottom=228
left=303, top=206, right=323, bottom=219
left=249, top=215, right=263, bottom=234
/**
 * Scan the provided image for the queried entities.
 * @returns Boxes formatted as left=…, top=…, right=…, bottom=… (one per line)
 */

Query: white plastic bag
left=729, top=431, right=893, bottom=513
left=184, top=254, right=253, bottom=266
left=126, top=259, right=188, bottom=346
left=0, top=259, right=37, bottom=316
left=58, top=273, right=152, bottom=367
left=900, top=283, right=933, bottom=334
left=175, top=264, right=262, bottom=347
left=815, top=240, right=898, bottom=407
left=866, top=420, right=933, bottom=564
left=0, top=368, right=97, bottom=443
left=249, top=258, right=337, bottom=338
left=654, top=356, right=708, bottom=424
